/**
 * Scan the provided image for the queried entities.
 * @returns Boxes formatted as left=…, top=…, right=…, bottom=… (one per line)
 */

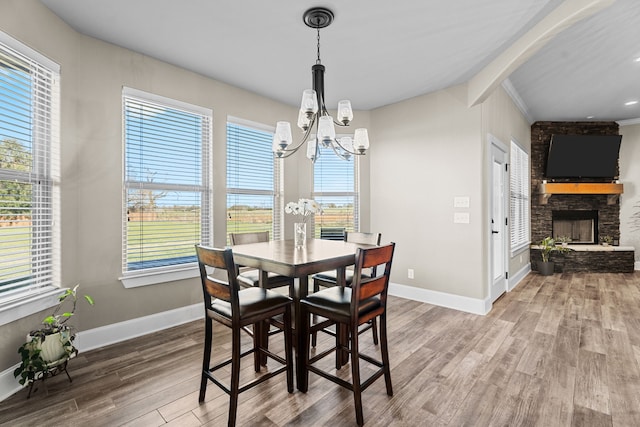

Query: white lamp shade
left=300, top=89, right=318, bottom=114
left=306, top=138, right=317, bottom=161
left=353, top=128, right=369, bottom=152
left=337, top=100, right=353, bottom=124
left=338, top=136, right=354, bottom=152
left=297, top=109, right=311, bottom=131
left=274, top=121, right=293, bottom=150
left=318, top=115, right=336, bottom=143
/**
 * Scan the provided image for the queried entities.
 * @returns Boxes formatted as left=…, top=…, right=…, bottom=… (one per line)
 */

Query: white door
left=490, top=141, right=508, bottom=303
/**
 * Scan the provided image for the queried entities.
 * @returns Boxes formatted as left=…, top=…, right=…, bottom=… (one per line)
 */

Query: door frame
left=486, top=134, right=509, bottom=305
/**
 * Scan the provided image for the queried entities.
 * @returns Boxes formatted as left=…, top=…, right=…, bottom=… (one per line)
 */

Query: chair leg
left=350, top=325, right=364, bottom=426
left=300, top=304, right=310, bottom=393
left=228, top=325, right=241, bottom=427
left=371, top=318, right=379, bottom=345
left=199, top=318, right=212, bottom=403
left=253, top=321, right=261, bottom=372
left=311, top=278, right=320, bottom=347
left=284, top=305, right=294, bottom=393
left=379, top=313, right=393, bottom=396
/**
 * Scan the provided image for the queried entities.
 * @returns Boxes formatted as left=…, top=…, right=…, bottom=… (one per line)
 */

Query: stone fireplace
left=530, top=121, right=633, bottom=273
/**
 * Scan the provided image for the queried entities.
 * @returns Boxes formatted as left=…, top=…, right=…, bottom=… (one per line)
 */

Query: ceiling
left=39, top=0, right=640, bottom=123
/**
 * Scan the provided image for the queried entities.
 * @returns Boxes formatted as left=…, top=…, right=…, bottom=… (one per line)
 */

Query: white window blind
left=510, top=140, right=530, bottom=254
left=122, top=88, right=212, bottom=276
left=226, top=118, right=282, bottom=242
left=312, top=144, right=359, bottom=237
left=0, top=38, right=60, bottom=305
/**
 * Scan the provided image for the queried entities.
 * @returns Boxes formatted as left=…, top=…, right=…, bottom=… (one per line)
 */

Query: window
left=510, top=140, right=530, bottom=254
left=226, top=118, right=282, bottom=242
left=0, top=34, right=60, bottom=318
left=312, top=144, right=359, bottom=237
left=122, top=88, right=212, bottom=286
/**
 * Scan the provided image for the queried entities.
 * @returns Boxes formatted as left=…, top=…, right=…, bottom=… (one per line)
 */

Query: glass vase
left=294, top=222, right=306, bottom=248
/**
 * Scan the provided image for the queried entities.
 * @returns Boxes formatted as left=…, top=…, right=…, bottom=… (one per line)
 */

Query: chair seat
left=302, top=286, right=380, bottom=319
left=237, top=269, right=292, bottom=288
left=210, top=287, right=292, bottom=320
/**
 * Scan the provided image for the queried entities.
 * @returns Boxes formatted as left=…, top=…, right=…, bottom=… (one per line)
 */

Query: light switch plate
left=454, top=196, right=470, bottom=208
left=454, top=212, right=470, bottom=224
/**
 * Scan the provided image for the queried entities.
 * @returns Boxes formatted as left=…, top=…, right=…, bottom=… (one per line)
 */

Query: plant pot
left=28, top=330, right=72, bottom=364
left=538, top=261, right=555, bottom=276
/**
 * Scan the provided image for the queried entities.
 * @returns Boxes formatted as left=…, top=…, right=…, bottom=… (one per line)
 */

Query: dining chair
left=301, top=243, right=396, bottom=427
left=311, top=231, right=382, bottom=347
left=229, top=231, right=294, bottom=293
left=320, top=227, right=346, bottom=241
left=195, top=245, right=294, bottom=427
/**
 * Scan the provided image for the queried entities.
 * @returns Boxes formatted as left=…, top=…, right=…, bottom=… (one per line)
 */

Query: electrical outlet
left=408, top=268, right=414, bottom=279
left=453, top=212, right=470, bottom=224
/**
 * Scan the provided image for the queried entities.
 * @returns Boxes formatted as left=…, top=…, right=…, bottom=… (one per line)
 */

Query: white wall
left=619, top=122, right=640, bottom=261
left=370, top=84, right=485, bottom=300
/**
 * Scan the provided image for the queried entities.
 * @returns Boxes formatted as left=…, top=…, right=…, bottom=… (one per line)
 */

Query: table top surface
left=231, top=238, right=375, bottom=277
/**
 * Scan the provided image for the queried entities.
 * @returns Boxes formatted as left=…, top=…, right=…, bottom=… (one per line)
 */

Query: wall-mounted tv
left=545, top=134, right=622, bottom=179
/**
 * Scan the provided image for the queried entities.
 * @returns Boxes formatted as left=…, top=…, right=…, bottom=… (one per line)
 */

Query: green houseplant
left=600, top=235, right=613, bottom=246
left=538, top=237, right=571, bottom=275
left=14, top=285, right=94, bottom=394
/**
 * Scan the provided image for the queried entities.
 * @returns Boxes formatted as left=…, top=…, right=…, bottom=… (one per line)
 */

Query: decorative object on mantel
left=600, top=235, right=613, bottom=246
left=537, top=182, right=623, bottom=205
left=536, top=237, right=571, bottom=276
left=556, top=235, right=571, bottom=247
left=272, top=7, right=370, bottom=163
left=14, top=285, right=94, bottom=398
left=285, top=198, right=323, bottom=248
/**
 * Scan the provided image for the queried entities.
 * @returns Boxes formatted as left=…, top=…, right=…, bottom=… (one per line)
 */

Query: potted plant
left=600, top=235, right=613, bottom=246
left=14, top=285, right=94, bottom=396
left=537, top=237, right=570, bottom=276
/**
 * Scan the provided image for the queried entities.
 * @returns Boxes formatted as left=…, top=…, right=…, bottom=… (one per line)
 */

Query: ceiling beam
left=467, top=0, right=616, bottom=108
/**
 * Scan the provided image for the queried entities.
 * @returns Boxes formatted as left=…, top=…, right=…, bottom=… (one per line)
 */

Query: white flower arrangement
left=285, top=198, right=323, bottom=222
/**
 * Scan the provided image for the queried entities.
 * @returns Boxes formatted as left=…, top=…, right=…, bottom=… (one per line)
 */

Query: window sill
left=120, top=264, right=199, bottom=288
left=0, top=287, right=63, bottom=327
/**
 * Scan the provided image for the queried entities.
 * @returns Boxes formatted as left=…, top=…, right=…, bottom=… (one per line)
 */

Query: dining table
left=231, top=237, right=375, bottom=392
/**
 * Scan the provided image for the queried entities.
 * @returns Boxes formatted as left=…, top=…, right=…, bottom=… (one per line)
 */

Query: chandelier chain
left=316, top=27, right=321, bottom=64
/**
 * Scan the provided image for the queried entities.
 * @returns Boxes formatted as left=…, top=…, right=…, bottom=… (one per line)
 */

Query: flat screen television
left=545, top=134, right=622, bottom=179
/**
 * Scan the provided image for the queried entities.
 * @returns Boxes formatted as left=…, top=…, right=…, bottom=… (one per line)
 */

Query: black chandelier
left=272, top=7, right=370, bottom=162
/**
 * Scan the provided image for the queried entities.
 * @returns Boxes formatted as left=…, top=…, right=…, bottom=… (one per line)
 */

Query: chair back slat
left=195, top=245, right=240, bottom=313
left=229, top=231, right=269, bottom=245
left=351, top=243, right=395, bottom=311
left=345, top=231, right=381, bottom=246
left=320, top=227, right=345, bottom=241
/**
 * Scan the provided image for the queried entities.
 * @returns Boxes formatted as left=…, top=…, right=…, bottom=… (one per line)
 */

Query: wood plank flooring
left=3, top=272, right=640, bottom=426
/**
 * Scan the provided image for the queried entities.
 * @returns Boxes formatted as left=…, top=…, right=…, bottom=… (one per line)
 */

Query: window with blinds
left=0, top=38, right=60, bottom=305
left=122, top=88, right=212, bottom=276
left=510, top=140, right=530, bottom=254
left=226, top=119, right=282, bottom=242
left=312, top=144, right=359, bottom=237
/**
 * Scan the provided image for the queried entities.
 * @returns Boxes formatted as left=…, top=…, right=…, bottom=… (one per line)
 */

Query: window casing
left=122, top=88, right=212, bottom=286
left=312, top=144, right=359, bottom=237
left=0, top=33, right=61, bottom=320
left=226, top=118, right=282, bottom=242
left=510, top=140, right=530, bottom=254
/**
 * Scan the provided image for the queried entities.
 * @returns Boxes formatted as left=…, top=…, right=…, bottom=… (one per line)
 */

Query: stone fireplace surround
left=530, top=121, right=634, bottom=273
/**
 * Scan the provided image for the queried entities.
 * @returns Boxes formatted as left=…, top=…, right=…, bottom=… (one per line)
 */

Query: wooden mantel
left=538, top=182, right=623, bottom=205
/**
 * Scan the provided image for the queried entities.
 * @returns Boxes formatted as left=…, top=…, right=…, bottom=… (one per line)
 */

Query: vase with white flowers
left=285, top=198, right=323, bottom=248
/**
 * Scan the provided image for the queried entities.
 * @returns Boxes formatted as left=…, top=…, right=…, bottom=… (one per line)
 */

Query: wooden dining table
left=231, top=237, right=375, bottom=392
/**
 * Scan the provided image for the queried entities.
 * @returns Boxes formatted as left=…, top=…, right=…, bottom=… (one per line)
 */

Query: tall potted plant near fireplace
left=538, top=236, right=570, bottom=275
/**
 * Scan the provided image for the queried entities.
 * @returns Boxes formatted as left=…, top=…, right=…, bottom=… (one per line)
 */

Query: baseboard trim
left=75, top=303, right=203, bottom=353
left=389, top=282, right=491, bottom=315
left=508, top=263, right=531, bottom=292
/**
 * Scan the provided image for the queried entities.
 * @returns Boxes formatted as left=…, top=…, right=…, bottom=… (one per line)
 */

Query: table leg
left=296, top=275, right=309, bottom=392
